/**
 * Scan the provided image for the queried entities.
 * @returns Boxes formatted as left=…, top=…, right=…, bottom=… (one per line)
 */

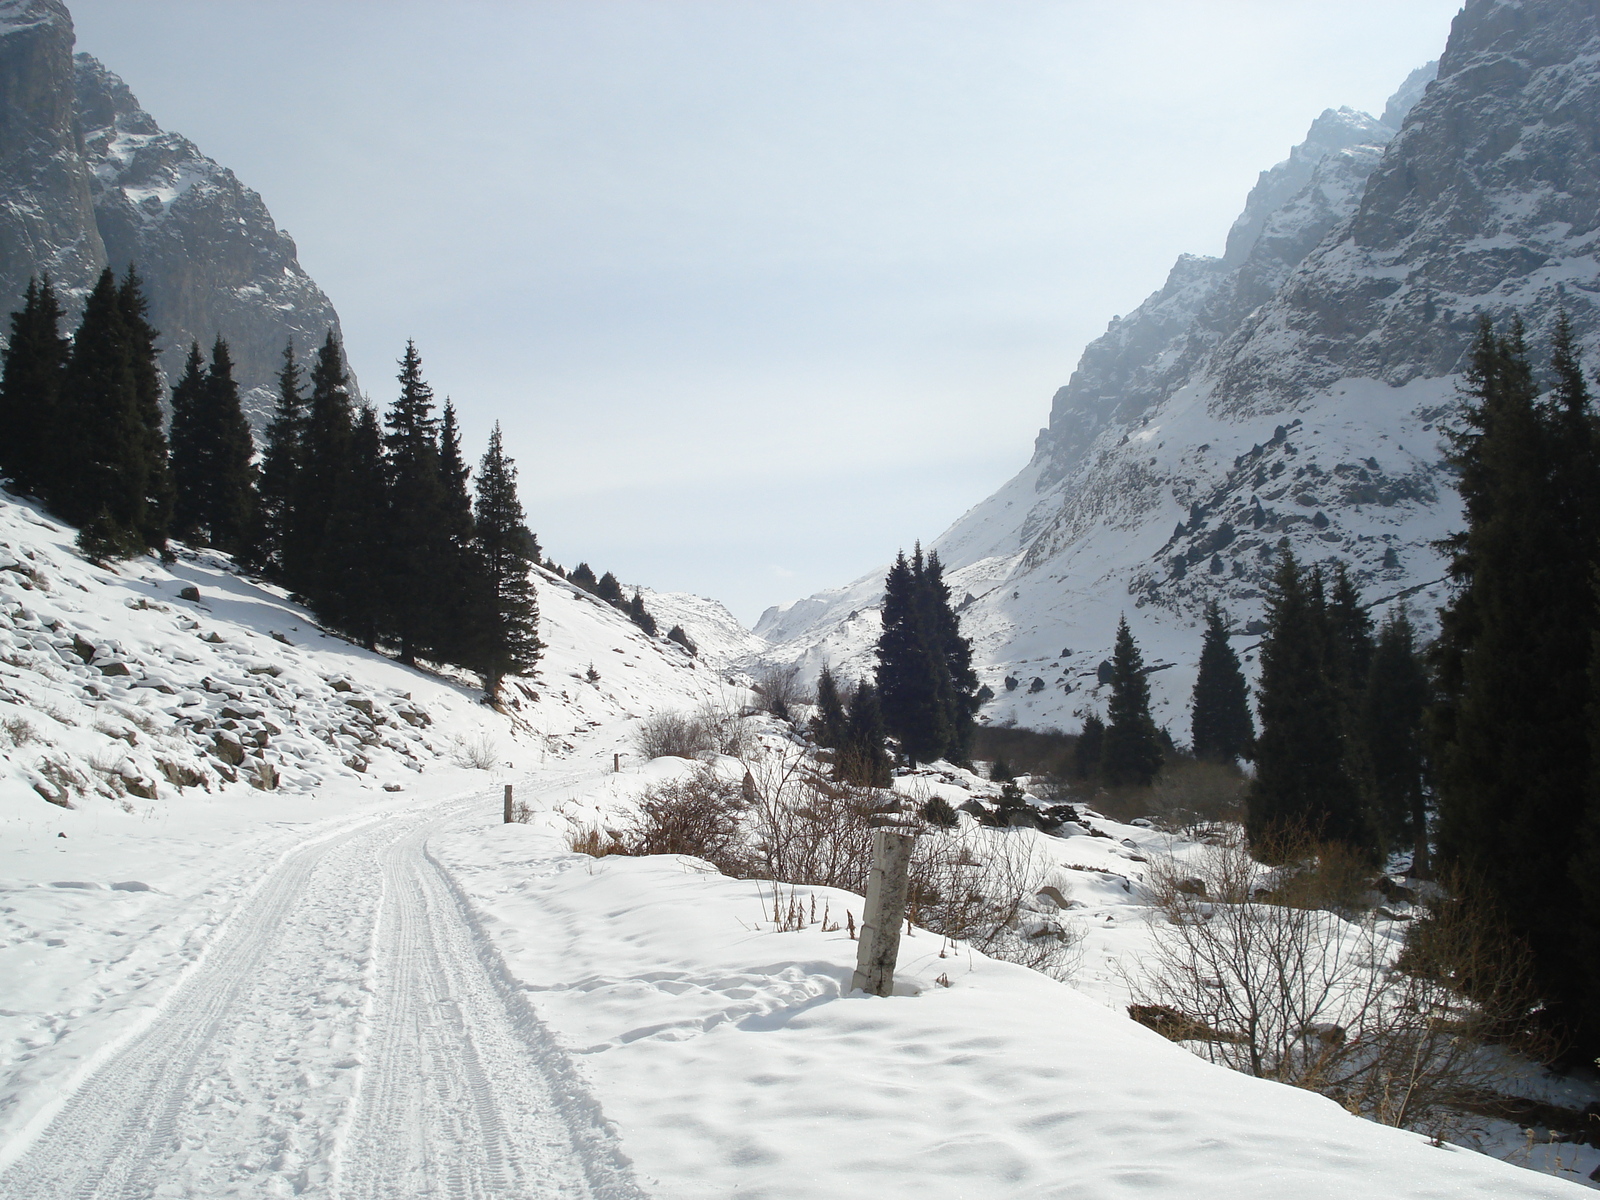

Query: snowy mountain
left=759, top=0, right=1600, bottom=738
left=0, top=0, right=350, bottom=422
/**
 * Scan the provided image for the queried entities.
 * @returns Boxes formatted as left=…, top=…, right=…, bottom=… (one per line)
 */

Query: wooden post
left=851, top=828, right=916, bottom=997
left=613, top=752, right=621, bottom=773
left=503, top=783, right=513, bottom=824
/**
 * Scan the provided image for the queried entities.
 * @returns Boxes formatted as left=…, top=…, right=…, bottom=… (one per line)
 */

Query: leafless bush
left=0, top=713, right=39, bottom=748
left=696, top=701, right=756, bottom=758
left=1144, top=760, right=1246, bottom=832
left=453, top=731, right=499, bottom=770
left=752, top=662, right=808, bottom=723
left=1132, top=834, right=1540, bottom=1140
left=623, top=765, right=749, bottom=872
left=633, top=704, right=754, bottom=761
left=569, top=825, right=628, bottom=856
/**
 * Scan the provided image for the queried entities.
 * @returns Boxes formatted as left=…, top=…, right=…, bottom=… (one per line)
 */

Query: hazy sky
left=69, top=0, right=1461, bottom=625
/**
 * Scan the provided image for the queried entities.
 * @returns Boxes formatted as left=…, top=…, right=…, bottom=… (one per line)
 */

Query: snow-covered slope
left=761, top=0, right=1600, bottom=737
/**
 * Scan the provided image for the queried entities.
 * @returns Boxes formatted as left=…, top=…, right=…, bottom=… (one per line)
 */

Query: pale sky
left=69, top=0, right=1462, bottom=625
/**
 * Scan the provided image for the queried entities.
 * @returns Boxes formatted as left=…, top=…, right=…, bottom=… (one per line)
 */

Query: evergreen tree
left=250, top=342, right=307, bottom=576
left=627, top=589, right=658, bottom=635
left=1190, top=599, right=1253, bottom=762
left=0, top=276, right=69, bottom=498
left=431, top=399, right=489, bottom=666
left=874, top=546, right=975, bottom=764
left=1099, top=615, right=1162, bottom=787
left=381, top=340, right=450, bottom=665
left=1248, top=547, right=1369, bottom=858
left=473, top=423, right=542, bottom=699
left=317, top=404, right=388, bottom=649
left=666, top=625, right=697, bottom=655
left=838, top=679, right=892, bottom=787
left=989, top=757, right=1015, bottom=783
left=570, top=562, right=598, bottom=593
left=289, top=330, right=353, bottom=597
left=596, top=570, right=625, bottom=605
left=810, top=663, right=847, bottom=748
left=1434, top=315, right=1600, bottom=1041
left=168, top=343, right=207, bottom=541
left=117, top=267, right=172, bottom=550
left=921, top=550, right=979, bottom=761
left=55, top=269, right=162, bottom=553
left=203, top=339, right=257, bottom=555
left=1075, top=714, right=1105, bottom=780
left=1363, top=608, right=1430, bottom=875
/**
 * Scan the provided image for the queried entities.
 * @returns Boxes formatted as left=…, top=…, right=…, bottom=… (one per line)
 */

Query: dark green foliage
left=810, top=663, right=847, bottom=748
left=989, top=757, right=1015, bottom=783
left=626, top=589, right=658, bottom=636
left=1190, top=600, right=1254, bottom=762
left=874, top=546, right=977, bottom=765
left=1434, top=314, right=1600, bottom=1043
left=921, top=795, right=959, bottom=827
left=596, top=571, right=625, bottom=605
left=473, top=423, right=542, bottom=699
left=169, top=338, right=256, bottom=554
left=666, top=625, right=697, bottom=656
left=381, top=341, right=451, bottom=665
left=1099, top=616, right=1162, bottom=787
left=117, top=268, right=172, bottom=550
left=289, top=330, right=353, bottom=597
left=1075, top=714, right=1104, bottom=780
left=316, top=404, right=388, bottom=649
left=432, top=400, right=491, bottom=668
left=1248, top=548, right=1370, bottom=858
left=167, top=343, right=207, bottom=541
left=0, top=276, right=69, bottom=498
left=247, top=342, right=306, bottom=576
left=1363, top=608, right=1430, bottom=874
left=837, top=679, right=892, bottom=787
left=569, top=562, right=598, bottom=593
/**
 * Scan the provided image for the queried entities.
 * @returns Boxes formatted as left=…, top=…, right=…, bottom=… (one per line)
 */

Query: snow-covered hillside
left=758, top=0, right=1600, bottom=738
left=1, top=484, right=1594, bottom=1196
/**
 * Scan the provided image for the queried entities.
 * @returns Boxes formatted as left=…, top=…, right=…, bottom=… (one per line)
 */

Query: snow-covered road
left=0, top=794, right=644, bottom=1200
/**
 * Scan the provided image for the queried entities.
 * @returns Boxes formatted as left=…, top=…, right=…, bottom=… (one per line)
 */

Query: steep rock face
left=73, top=54, right=349, bottom=421
left=0, top=0, right=101, bottom=309
left=0, top=0, right=349, bottom=424
left=760, top=0, right=1600, bottom=737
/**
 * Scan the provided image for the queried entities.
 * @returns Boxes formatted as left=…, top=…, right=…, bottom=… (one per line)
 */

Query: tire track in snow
left=0, top=795, right=645, bottom=1199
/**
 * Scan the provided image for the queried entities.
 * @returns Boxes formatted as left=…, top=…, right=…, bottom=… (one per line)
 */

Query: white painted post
left=851, top=828, right=916, bottom=997
left=503, top=783, right=513, bottom=824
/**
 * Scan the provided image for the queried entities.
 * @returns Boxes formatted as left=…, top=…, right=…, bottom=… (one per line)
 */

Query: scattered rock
left=96, top=660, right=131, bottom=676
left=269, top=630, right=292, bottom=645
left=178, top=585, right=201, bottom=601
left=110, top=880, right=152, bottom=891
left=201, top=631, right=225, bottom=644
left=383, top=783, right=403, bottom=792
left=212, top=731, right=246, bottom=766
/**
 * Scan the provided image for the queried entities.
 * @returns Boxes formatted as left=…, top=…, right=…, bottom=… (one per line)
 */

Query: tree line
left=0, top=270, right=543, bottom=701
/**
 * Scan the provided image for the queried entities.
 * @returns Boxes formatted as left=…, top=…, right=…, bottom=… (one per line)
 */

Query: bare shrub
left=453, top=731, right=500, bottom=770
left=1133, top=834, right=1540, bottom=1140
left=751, top=662, right=807, bottom=723
left=633, top=705, right=754, bottom=761
left=1145, top=760, right=1246, bottom=831
left=696, top=701, right=756, bottom=758
left=0, top=713, right=40, bottom=748
left=624, top=765, right=748, bottom=872
left=569, top=825, right=628, bottom=856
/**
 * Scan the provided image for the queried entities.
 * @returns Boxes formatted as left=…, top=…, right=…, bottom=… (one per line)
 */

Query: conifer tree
left=1075, top=714, right=1105, bottom=780
left=570, top=562, right=599, bottom=593
left=921, top=550, right=979, bottom=760
left=203, top=339, right=257, bottom=555
left=627, top=589, right=658, bottom=635
left=1434, top=315, right=1600, bottom=1041
left=473, top=423, right=542, bottom=699
left=596, top=571, right=625, bottom=605
left=874, top=546, right=975, bottom=764
left=168, top=343, right=207, bottom=541
left=317, top=404, right=387, bottom=649
left=838, top=679, right=892, bottom=787
left=1248, top=548, right=1368, bottom=858
left=381, top=340, right=450, bottom=665
left=1363, top=608, right=1430, bottom=874
left=431, top=399, right=490, bottom=666
left=289, top=330, right=353, bottom=597
left=118, top=267, right=172, bottom=549
left=249, top=342, right=306, bottom=576
left=55, top=268, right=160, bottom=553
left=1099, top=616, right=1162, bottom=786
left=811, top=663, right=847, bottom=748
left=1190, top=599, right=1253, bottom=762
left=0, top=276, right=69, bottom=499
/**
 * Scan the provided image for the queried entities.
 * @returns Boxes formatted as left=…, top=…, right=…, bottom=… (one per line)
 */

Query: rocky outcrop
left=0, top=0, right=350, bottom=424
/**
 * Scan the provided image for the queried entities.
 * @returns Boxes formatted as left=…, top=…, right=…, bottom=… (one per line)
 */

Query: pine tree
left=810, top=663, right=847, bottom=748
left=838, top=679, right=892, bottom=787
left=381, top=340, right=450, bottom=665
left=431, top=399, right=489, bottom=667
left=596, top=570, right=625, bottom=605
left=202, top=339, right=257, bottom=555
left=289, top=330, right=353, bottom=597
left=1248, top=547, right=1368, bottom=858
left=473, top=423, right=542, bottom=699
left=569, top=562, right=599, bottom=593
left=874, top=546, right=975, bottom=765
left=1435, top=315, right=1600, bottom=1042
left=1100, top=616, right=1162, bottom=787
left=118, top=267, right=172, bottom=550
left=168, top=343, right=208, bottom=542
left=0, top=276, right=69, bottom=499
left=1075, top=713, right=1105, bottom=780
left=54, top=268, right=160, bottom=553
left=317, top=404, right=387, bottom=649
left=1190, top=599, right=1253, bottom=762
left=249, top=342, right=306, bottom=576
left=922, top=550, right=979, bottom=761
left=1363, top=608, right=1430, bottom=875
left=627, top=589, right=658, bottom=635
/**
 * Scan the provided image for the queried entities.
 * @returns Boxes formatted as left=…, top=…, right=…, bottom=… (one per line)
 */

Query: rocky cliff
left=0, top=0, right=350, bottom=423
left=759, top=0, right=1600, bottom=738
